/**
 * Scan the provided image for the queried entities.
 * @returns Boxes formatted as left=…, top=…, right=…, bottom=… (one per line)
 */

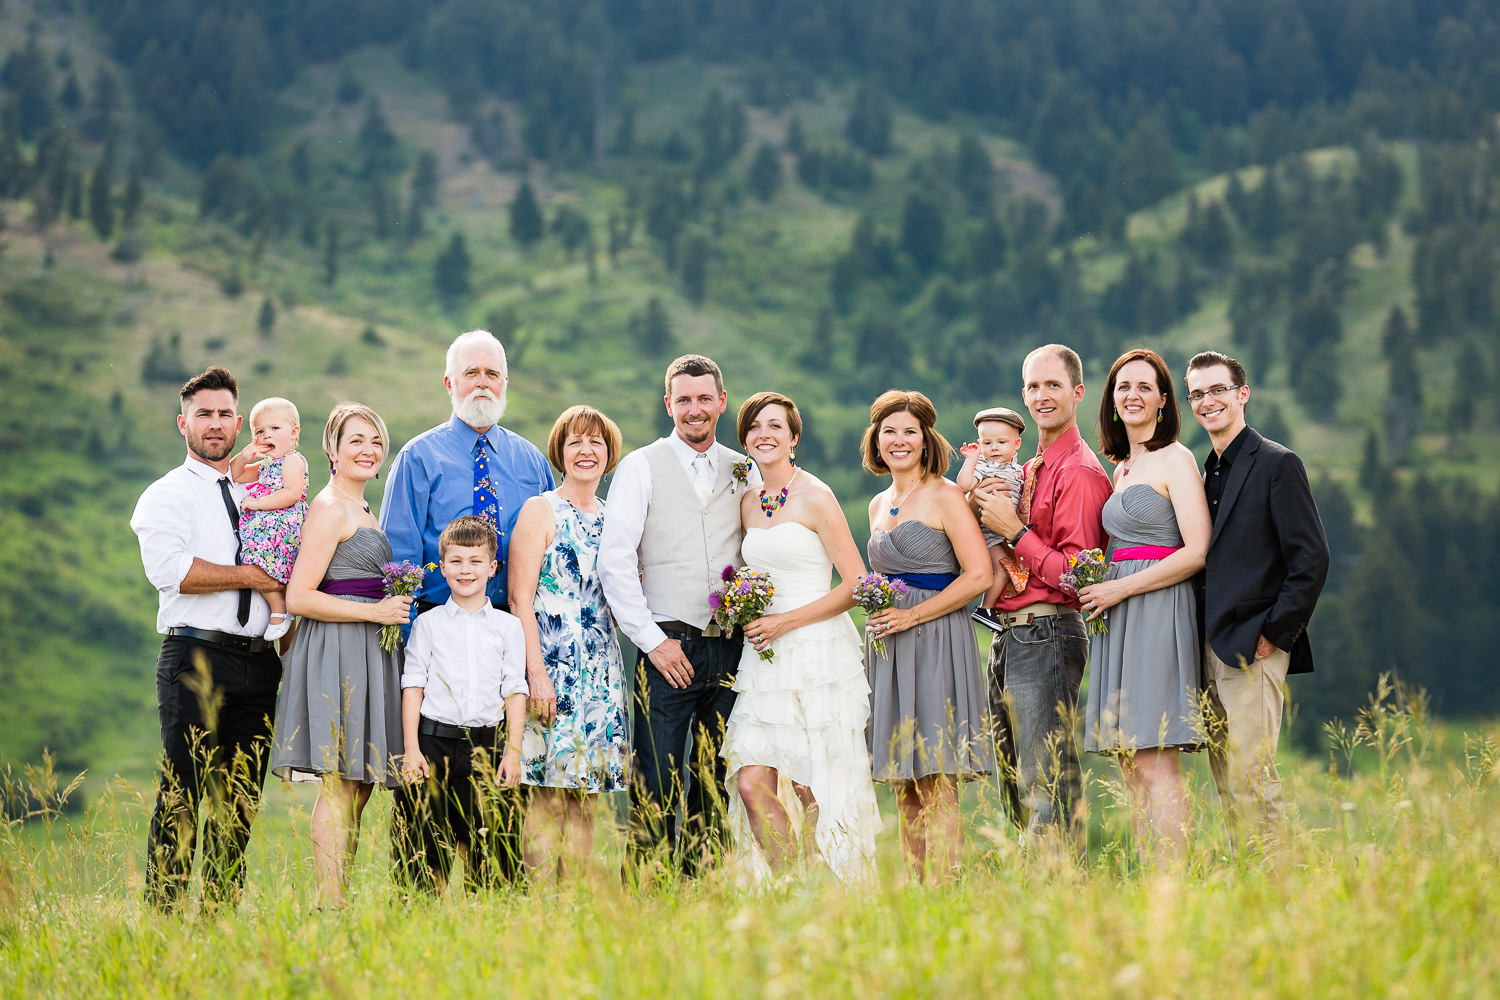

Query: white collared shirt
left=598, top=433, right=759, bottom=652
left=401, top=599, right=528, bottom=727
left=131, top=456, right=271, bottom=636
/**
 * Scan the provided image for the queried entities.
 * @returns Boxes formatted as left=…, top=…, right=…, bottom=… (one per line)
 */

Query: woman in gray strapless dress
left=1084, top=486, right=1202, bottom=753
left=274, top=402, right=413, bottom=908
left=273, top=527, right=404, bottom=786
left=1078, top=350, right=1210, bottom=864
left=861, top=390, right=994, bottom=882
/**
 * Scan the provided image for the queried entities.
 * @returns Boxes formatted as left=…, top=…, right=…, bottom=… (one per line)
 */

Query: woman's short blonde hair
left=546, top=405, right=623, bottom=476
left=322, top=401, right=390, bottom=472
left=860, top=389, right=952, bottom=477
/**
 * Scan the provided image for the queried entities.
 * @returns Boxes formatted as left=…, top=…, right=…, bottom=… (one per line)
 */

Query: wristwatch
left=1007, top=525, right=1031, bottom=547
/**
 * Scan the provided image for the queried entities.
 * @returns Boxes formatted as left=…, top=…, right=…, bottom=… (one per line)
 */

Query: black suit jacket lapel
left=1209, top=428, right=1262, bottom=549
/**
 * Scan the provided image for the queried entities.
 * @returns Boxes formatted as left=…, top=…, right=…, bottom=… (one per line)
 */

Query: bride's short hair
left=736, top=391, right=802, bottom=447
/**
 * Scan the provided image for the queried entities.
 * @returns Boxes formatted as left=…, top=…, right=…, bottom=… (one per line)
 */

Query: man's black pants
left=146, top=635, right=281, bottom=913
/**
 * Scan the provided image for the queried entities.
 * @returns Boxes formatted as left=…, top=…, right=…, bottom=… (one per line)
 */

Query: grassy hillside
left=2, top=4, right=1498, bottom=778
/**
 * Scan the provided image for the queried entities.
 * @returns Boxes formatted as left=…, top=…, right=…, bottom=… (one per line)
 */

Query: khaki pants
left=1204, top=640, right=1290, bottom=839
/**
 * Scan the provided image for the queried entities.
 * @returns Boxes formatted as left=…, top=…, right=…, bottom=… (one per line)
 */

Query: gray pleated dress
left=1084, top=484, right=1205, bottom=753
left=867, top=521, right=995, bottom=781
left=271, top=526, right=404, bottom=788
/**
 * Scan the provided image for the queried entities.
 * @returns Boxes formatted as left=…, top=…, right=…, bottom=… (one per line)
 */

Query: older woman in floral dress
left=508, top=405, right=628, bottom=885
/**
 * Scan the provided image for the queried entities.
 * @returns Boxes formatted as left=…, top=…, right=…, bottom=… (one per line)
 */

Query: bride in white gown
left=722, top=391, right=882, bottom=885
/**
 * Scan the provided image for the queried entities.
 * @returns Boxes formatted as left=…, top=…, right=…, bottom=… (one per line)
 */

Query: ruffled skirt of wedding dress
left=722, top=615, right=882, bottom=887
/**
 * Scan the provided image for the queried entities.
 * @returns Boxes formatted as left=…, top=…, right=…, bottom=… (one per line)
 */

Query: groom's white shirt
left=599, top=433, right=756, bottom=653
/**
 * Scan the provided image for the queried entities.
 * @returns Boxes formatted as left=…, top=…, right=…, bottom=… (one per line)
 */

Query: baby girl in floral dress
left=231, top=397, right=309, bottom=640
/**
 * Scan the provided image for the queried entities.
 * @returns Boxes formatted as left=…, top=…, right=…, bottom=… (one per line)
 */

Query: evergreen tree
left=785, top=115, right=805, bottom=155
left=358, top=98, right=400, bottom=177
left=1449, top=340, right=1485, bottom=431
left=290, top=141, right=311, bottom=187
left=336, top=66, right=364, bottom=105
left=1251, top=170, right=1282, bottom=247
left=59, top=72, right=82, bottom=112
left=550, top=204, right=592, bottom=259
left=1381, top=304, right=1413, bottom=352
left=88, top=159, right=114, bottom=240
left=257, top=297, right=276, bottom=340
left=509, top=180, right=544, bottom=247
left=411, top=150, right=439, bottom=210
left=845, top=85, right=892, bottom=156
left=323, top=221, right=340, bottom=286
left=82, top=67, right=119, bottom=142
left=681, top=233, right=709, bottom=303
left=747, top=143, right=781, bottom=202
left=899, top=191, right=945, bottom=272
left=434, top=231, right=473, bottom=300
left=632, top=296, right=673, bottom=355
left=955, top=133, right=993, bottom=210
left=370, top=177, right=393, bottom=240
left=968, top=211, right=1008, bottom=276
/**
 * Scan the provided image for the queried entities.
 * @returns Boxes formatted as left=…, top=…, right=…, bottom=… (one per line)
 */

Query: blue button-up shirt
left=379, top=414, right=554, bottom=608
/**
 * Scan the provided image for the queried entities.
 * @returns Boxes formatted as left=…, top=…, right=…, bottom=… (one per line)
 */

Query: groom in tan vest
left=599, top=354, right=750, bottom=878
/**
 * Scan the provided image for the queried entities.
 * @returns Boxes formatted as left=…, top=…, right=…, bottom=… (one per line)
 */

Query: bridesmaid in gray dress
left=274, top=403, right=412, bottom=908
left=1077, top=350, right=1210, bottom=865
left=861, top=390, right=993, bottom=883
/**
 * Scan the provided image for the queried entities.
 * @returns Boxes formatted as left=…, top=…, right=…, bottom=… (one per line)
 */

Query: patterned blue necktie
left=473, top=436, right=502, bottom=561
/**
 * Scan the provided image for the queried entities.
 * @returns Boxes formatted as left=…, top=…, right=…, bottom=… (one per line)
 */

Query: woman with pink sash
left=1076, top=349, right=1211, bottom=865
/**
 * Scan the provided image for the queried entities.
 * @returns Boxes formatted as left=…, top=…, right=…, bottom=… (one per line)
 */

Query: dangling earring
left=790, top=448, right=796, bottom=463
left=1156, top=408, right=1163, bottom=424
left=1112, top=411, right=1119, bottom=422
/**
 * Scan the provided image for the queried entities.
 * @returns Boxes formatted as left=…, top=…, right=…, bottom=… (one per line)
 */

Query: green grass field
left=3, top=685, right=1496, bottom=998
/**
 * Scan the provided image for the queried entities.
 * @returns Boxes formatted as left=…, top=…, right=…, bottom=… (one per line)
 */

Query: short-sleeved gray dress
left=271, top=526, right=403, bottom=787
left=867, top=521, right=994, bottom=781
left=1084, top=485, right=1204, bottom=753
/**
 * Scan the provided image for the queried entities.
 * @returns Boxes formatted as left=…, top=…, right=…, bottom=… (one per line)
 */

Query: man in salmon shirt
left=975, top=344, right=1111, bottom=851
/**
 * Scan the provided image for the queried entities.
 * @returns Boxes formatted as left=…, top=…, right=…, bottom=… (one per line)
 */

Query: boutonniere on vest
left=730, top=459, right=752, bottom=495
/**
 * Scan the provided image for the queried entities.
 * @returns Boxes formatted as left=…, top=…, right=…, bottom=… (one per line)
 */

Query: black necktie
left=218, top=477, right=251, bottom=626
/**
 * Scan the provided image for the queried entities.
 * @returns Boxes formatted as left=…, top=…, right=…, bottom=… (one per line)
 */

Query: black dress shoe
left=971, top=607, right=1005, bottom=635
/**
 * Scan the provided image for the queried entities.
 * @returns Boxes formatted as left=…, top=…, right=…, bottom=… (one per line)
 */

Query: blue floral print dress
left=520, top=492, right=628, bottom=791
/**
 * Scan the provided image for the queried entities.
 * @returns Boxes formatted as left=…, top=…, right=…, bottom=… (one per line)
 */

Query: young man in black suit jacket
left=1185, top=351, right=1329, bottom=841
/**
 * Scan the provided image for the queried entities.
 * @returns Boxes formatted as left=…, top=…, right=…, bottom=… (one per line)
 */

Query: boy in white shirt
left=392, top=515, right=528, bottom=893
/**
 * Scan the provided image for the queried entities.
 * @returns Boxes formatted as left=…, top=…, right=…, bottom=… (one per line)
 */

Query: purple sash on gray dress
left=318, top=577, right=384, bottom=598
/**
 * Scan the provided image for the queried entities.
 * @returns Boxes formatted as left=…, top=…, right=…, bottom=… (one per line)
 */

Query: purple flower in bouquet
left=852, top=572, right=909, bottom=657
left=1059, top=548, right=1110, bottom=636
left=378, top=560, right=429, bottom=654
left=710, top=566, right=777, bottom=660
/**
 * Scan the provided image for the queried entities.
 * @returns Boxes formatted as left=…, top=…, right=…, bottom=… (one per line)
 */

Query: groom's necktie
left=691, top=452, right=713, bottom=505
left=474, top=436, right=502, bottom=557
left=217, top=476, right=251, bottom=626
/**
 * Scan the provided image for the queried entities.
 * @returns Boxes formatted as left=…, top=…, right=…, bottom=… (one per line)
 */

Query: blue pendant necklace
left=887, top=477, right=922, bottom=517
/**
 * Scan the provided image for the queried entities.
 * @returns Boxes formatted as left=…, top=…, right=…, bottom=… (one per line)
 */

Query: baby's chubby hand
left=960, top=441, right=981, bottom=458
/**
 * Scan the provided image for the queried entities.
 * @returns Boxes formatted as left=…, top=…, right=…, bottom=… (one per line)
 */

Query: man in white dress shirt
left=130, top=367, right=284, bottom=913
left=599, top=354, right=750, bottom=878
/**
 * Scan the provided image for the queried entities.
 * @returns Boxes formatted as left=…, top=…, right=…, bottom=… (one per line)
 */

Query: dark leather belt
left=419, top=717, right=498, bottom=743
left=658, top=619, right=736, bottom=639
left=167, top=626, right=272, bottom=653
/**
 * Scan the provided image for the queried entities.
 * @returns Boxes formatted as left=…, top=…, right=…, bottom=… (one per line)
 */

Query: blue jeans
left=986, top=612, right=1088, bottom=839
left=627, top=632, right=740, bottom=878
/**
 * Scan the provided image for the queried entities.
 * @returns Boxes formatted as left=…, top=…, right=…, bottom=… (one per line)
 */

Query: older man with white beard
left=381, top=329, right=555, bottom=614
left=380, top=329, right=553, bottom=886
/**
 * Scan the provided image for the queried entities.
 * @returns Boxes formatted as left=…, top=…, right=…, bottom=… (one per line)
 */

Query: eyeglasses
left=1186, top=384, right=1242, bottom=404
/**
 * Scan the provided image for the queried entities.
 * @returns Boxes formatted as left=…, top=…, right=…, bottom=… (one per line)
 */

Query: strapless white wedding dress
left=721, top=521, right=882, bottom=885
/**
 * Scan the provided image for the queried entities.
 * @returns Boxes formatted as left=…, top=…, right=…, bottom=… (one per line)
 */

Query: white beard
left=453, top=386, right=507, bottom=428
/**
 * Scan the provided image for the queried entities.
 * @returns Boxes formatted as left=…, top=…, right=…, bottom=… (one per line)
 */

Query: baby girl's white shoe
left=264, top=614, right=292, bottom=642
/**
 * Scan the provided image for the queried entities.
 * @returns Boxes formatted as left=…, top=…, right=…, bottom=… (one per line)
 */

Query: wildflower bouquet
left=709, top=564, right=777, bottom=660
left=852, top=572, right=909, bottom=657
left=1059, top=548, right=1110, bottom=636
left=379, top=560, right=428, bottom=654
